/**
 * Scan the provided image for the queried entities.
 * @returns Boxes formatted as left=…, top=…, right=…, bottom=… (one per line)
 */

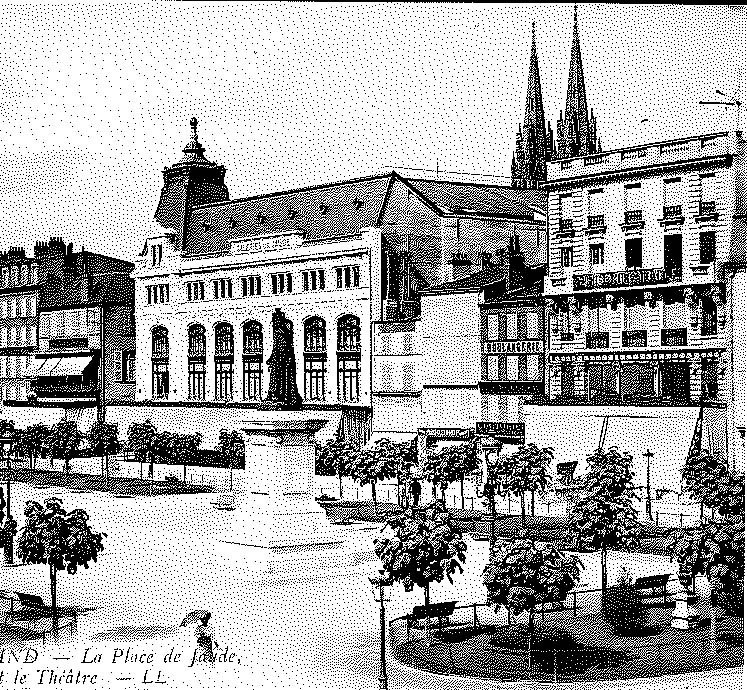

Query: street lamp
left=0, top=435, right=14, bottom=565
left=368, top=570, right=393, bottom=690
left=643, top=449, right=654, bottom=521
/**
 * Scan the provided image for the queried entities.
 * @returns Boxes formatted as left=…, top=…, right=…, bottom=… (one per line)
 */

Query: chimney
left=80, top=249, right=90, bottom=303
left=481, top=252, right=494, bottom=270
left=450, top=252, right=472, bottom=282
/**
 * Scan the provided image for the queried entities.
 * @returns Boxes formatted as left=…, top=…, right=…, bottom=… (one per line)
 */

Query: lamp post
left=0, top=435, right=14, bottom=565
left=369, top=570, right=393, bottom=690
left=643, top=449, right=654, bottom=521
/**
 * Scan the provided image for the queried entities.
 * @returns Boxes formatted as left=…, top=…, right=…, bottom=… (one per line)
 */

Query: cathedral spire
left=553, top=5, right=600, bottom=159
left=511, top=22, right=551, bottom=189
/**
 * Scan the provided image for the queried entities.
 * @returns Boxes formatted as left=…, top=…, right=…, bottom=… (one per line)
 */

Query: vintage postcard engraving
left=0, top=3, right=743, bottom=689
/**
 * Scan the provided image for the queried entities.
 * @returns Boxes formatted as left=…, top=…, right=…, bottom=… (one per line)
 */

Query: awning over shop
left=32, top=357, right=61, bottom=376
left=367, top=431, right=417, bottom=446
left=50, top=355, right=94, bottom=376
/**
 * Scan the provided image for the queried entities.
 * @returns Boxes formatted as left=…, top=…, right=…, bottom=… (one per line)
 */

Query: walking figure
left=410, top=479, right=421, bottom=507
left=194, top=613, right=217, bottom=665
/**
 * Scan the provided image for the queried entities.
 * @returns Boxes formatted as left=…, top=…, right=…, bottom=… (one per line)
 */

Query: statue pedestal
left=218, top=415, right=347, bottom=574
left=671, top=582, right=700, bottom=630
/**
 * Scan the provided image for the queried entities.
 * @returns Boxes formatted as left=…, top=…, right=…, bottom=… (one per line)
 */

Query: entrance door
left=664, top=234, right=683, bottom=280
left=587, top=363, right=616, bottom=401
left=561, top=365, right=575, bottom=398
left=660, top=361, right=690, bottom=402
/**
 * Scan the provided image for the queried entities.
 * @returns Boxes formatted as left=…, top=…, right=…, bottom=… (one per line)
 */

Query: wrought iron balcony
left=559, top=332, right=575, bottom=342
left=624, top=210, right=643, bottom=224
left=573, top=266, right=670, bottom=291
left=30, top=381, right=99, bottom=398
left=622, top=330, right=647, bottom=348
left=588, top=214, right=605, bottom=228
left=586, top=332, right=609, bottom=349
left=662, top=205, right=683, bottom=221
left=559, top=219, right=574, bottom=236
left=661, top=328, right=687, bottom=346
left=699, top=200, right=716, bottom=215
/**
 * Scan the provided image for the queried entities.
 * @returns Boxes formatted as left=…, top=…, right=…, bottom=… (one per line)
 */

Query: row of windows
left=0, top=294, right=35, bottom=319
left=0, top=325, right=34, bottom=346
left=39, top=309, right=100, bottom=338
left=151, top=315, right=362, bottom=403
left=485, top=354, right=542, bottom=382
left=0, top=383, right=30, bottom=401
left=115, top=350, right=135, bottom=383
left=0, top=355, right=31, bottom=378
left=0, top=264, right=38, bottom=288
left=152, top=265, right=362, bottom=305
left=559, top=232, right=717, bottom=269
left=147, top=284, right=170, bottom=304
left=485, top=312, right=541, bottom=341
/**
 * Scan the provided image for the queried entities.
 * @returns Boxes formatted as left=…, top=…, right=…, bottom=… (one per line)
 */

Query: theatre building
left=129, top=120, right=547, bottom=447
left=525, top=130, right=745, bottom=495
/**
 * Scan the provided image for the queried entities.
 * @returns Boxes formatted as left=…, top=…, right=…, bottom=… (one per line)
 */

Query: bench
left=2, top=593, right=49, bottom=630
left=409, top=601, right=457, bottom=635
left=634, top=574, right=671, bottom=606
left=210, top=494, right=236, bottom=511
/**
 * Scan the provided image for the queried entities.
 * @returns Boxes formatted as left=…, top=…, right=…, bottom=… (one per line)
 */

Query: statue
left=261, top=308, right=302, bottom=410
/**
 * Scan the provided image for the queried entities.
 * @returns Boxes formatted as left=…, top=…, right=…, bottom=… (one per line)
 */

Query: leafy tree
left=682, top=450, right=731, bottom=519
left=496, top=444, right=554, bottom=527
left=87, top=422, right=121, bottom=485
left=174, top=432, right=203, bottom=482
left=375, top=501, right=467, bottom=641
left=127, top=419, right=157, bottom=477
left=47, top=421, right=82, bottom=475
left=12, top=428, right=34, bottom=473
left=567, top=446, right=642, bottom=597
left=16, top=497, right=106, bottom=621
left=483, top=535, right=582, bottom=664
left=348, top=438, right=399, bottom=508
left=422, top=438, right=479, bottom=505
left=24, top=424, right=50, bottom=473
left=316, top=436, right=358, bottom=499
left=216, top=429, right=244, bottom=492
left=0, top=419, right=15, bottom=436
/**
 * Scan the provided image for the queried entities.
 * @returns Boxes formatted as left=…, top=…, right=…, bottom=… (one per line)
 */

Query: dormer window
left=319, top=203, right=329, bottom=215
left=288, top=208, right=298, bottom=219
left=150, top=244, right=163, bottom=267
left=256, top=213, right=267, bottom=225
left=353, top=198, right=364, bottom=210
left=228, top=218, right=237, bottom=229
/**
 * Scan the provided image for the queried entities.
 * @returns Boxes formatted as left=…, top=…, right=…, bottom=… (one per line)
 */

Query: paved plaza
left=0, top=481, right=742, bottom=690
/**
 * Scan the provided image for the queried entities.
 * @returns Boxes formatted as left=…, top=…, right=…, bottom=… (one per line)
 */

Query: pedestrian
left=410, top=479, right=421, bottom=507
left=194, top=613, right=217, bottom=666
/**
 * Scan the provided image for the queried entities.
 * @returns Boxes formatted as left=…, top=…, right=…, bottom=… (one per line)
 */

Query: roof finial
left=190, top=117, right=198, bottom=137
left=574, top=4, right=578, bottom=26
left=532, top=20, right=535, bottom=40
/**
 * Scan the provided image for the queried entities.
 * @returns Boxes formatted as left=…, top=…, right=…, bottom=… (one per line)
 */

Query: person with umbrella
left=182, top=610, right=218, bottom=666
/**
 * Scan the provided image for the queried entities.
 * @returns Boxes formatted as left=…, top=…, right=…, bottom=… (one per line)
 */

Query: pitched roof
left=40, top=273, right=134, bottom=309
left=421, top=266, right=505, bottom=294
left=180, top=172, right=547, bottom=258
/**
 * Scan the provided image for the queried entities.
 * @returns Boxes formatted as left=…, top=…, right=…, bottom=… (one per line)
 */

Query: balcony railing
left=663, top=205, right=683, bottom=219
left=588, top=214, right=605, bottom=228
left=573, top=267, right=670, bottom=291
left=30, top=382, right=98, bottom=398
left=622, top=329, right=647, bottom=348
left=586, top=332, right=609, bottom=349
left=559, top=219, right=574, bottom=231
left=624, top=210, right=643, bottom=224
left=559, top=332, right=575, bottom=341
left=49, top=337, right=89, bottom=350
left=698, top=200, right=717, bottom=217
left=661, top=328, right=688, bottom=346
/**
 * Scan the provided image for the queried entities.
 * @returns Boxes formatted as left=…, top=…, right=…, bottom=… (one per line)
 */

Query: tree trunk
left=50, top=564, right=58, bottom=624
left=601, top=548, right=608, bottom=600
left=460, top=477, right=464, bottom=511
left=527, top=609, right=534, bottom=671
left=338, top=464, right=343, bottom=500
left=371, top=481, right=377, bottom=511
left=531, top=490, right=535, bottom=516
left=424, top=582, right=431, bottom=647
left=520, top=493, right=526, bottom=528
left=229, top=467, right=234, bottom=493
left=104, top=452, right=109, bottom=487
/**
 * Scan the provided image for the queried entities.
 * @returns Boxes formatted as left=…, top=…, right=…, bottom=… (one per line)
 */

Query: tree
left=25, top=424, right=50, bottom=473
left=375, top=501, right=467, bottom=642
left=567, top=446, right=642, bottom=597
left=47, top=421, right=82, bottom=475
left=127, top=420, right=157, bottom=478
left=347, top=438, right=398, bottom=509
left=483, top=535, right=582, bottom=666
left=174, top=432, right=203, bottom=482
left=216, top=429, right=244, bottom=492
left=496, top=444, right=554, bottom=527
left=682, top=450, right=729, bottom=519
left=423, top=438, right=479, bottom=509
left=87, top=422, right=121, bottom=485
left=12, top=428, right=34, bottom=473
left=0, top=419, right=15, bottom=436
left=16, top=497, right=106, bottom=621
left=316, top=436, right=358, bottom=499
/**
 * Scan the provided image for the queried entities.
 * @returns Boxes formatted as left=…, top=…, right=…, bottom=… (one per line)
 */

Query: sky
left=0, top=2, right=743, bottom=262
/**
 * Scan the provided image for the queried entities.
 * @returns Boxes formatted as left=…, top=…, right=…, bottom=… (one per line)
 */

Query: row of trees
left=318, top=434, right=554, bottom=525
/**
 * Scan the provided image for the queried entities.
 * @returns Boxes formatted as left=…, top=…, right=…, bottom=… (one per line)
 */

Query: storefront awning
left=33, top=357, right=61, bottom=376
left=367, top=431, right=417, bottom=446
left=51, top=355, right=94, bottom=376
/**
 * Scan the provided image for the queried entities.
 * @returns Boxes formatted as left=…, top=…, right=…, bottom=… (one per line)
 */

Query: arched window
left=187, top=325, right=206, bottom=400
left=304, top=317, right=326, bottom=401
left=214, top=322, right=234, bottom=400
left=151, top=326, right=169, bottom=399
left=337, top=315, right=361, bottom=402
left=242, top=321, right=263, bottom=401
left=701, top=296, right=717, bottom=336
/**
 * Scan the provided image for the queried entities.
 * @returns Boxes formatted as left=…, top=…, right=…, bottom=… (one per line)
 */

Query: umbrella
left=180, top=610, right=210, bottom=627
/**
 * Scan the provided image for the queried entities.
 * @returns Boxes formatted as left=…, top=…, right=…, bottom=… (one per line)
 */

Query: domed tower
left=154, top=118, right=230, bottom=249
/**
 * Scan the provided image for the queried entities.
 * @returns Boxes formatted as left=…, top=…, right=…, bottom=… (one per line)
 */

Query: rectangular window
left=517, top=355, right=528, bottom=381
left=486, top=314, right=506, bottom=340
left=526, top=354, right=540, bottom=381
left=304, top=357, right=326, bottom=401
left=150, top=244, right=163, bottom=267
left=561, top=247, right=574, bottom=267
left=560, top=194, right=574, bottom=224
left=188, top=361, right=206, bottom=400
left=241, top=276, right=261, bottom=297
left=271, top=273, right=293, bottom=294
left=588, top=189, right=604, bottom=225
left=39, top=313, right=50, bottom=338
left=147, top=284, right=169, bottom=304
left=186, top=281, right=205, bottom=301
left=664, top=234, right=683, bottom=278
left=699, top=232, right=716, bottom=264
left=700, top=174, right=717, bottom=203
left=243, top=358, right=262, bottom=401
left=121, top=350, right=135, bottom=383
left=211, top=278, right=233, bottom=299
left=625, top=237, right=643, bottom=269
left=589, top=243, right=605, bottom=265
left=302, top=270, right=325, bottom=292
left=506, top=356, right=519, bottom=381
left=215, top=361, right=234, bottom=401
left=526, top=313, right=539, bottom=339
left=335, top=266, right=360, bottom=289
left=664, top=178, right=684, bottom=216
left=516, top=313, right=527, bottom=340
left=624, top=183, right=642, bottom=212
left=338, top=356, right=361, bottom=402
left=506, top=313, right=517, bottom=340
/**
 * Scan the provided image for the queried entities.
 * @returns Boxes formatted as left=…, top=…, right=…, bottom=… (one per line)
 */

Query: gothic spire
left=553, top=5, right=600, bottom=159
left=511, top=22, right=551, bottom=189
